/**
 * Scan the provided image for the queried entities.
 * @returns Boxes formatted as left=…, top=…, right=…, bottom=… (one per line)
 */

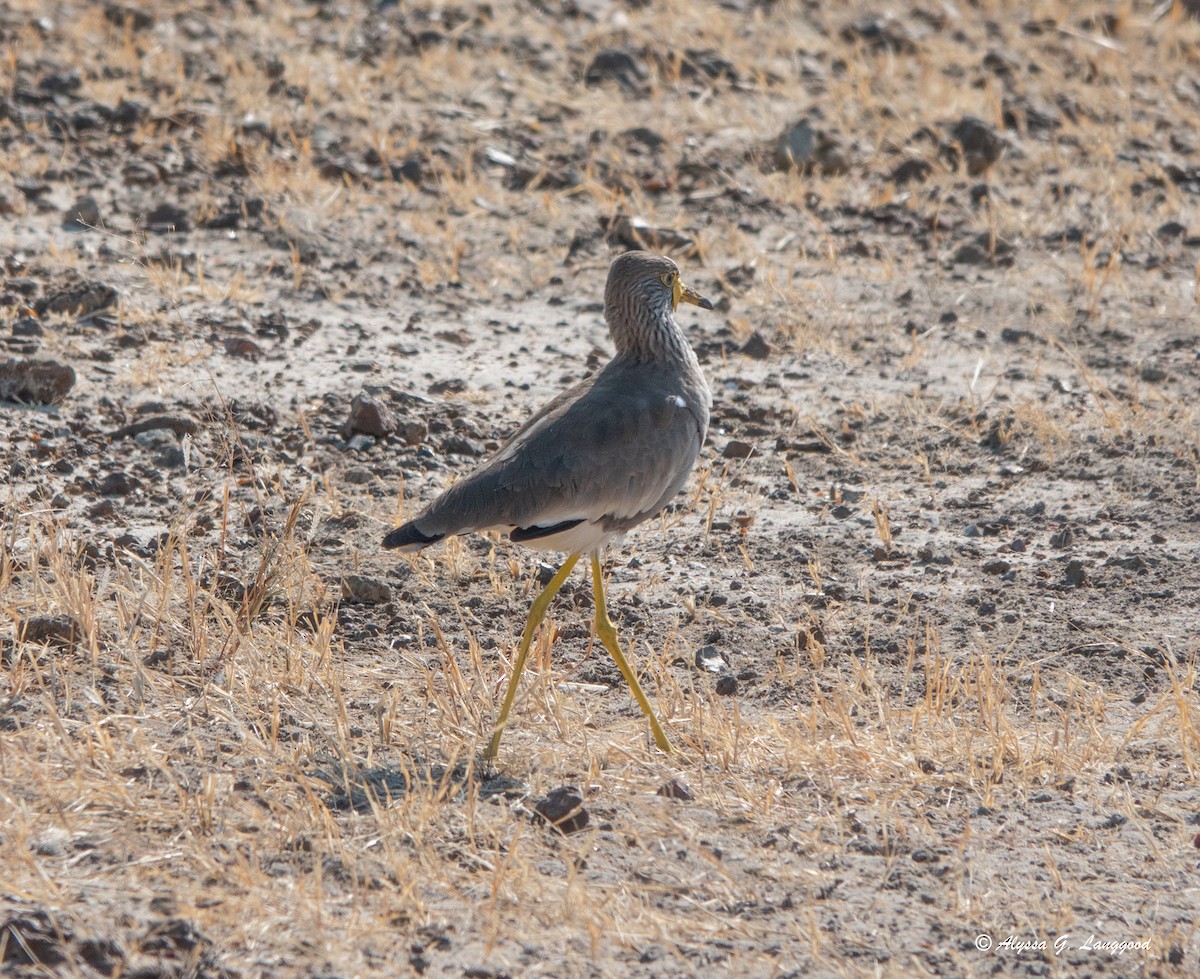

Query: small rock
left=601, top=214, right=695, bottom=252
left=0, top=358, right=76, bottom=404
left=983, top=559, right=1011, bottom=575
left=891, top=158, right=932, bottom=185
left=11, top=318, right=42, bottom=337
left=97, top=471, right=138, bottom=496
left=943, top=117, right=1004, bottom=176
left=715, top=675, right=738, bottom=696
left=87, top=499, right=117, bottom=519
left=840, top=16, right=918, bottom=54
left=533, top=786, right=589, bottom=834
left=583, top=49, right=649, bottom=92
left=104, top=3, right=154, bottom=29
left=622, top=126, right=665, bottom=150
left=395, top=417, right=428, bottom=446
left=113, top=527, right=170, bottom=558
left=723, top=440, right=755, bottom=459
left=38, top=70, right=82, bottom=94
left=1049, top=527, right=1074, bottom=548
left=144, top=202, right=191, bottom=233
left=341, top=575, right=393, bottom=605
left=442, top=434, right=483, bottom=456
left=1063, top=559, right=1088, bottom=588
left=18, top=615, right=82, bottom=647
left=36, top=280, right=117, bottom=317
left=695, top=645, right=727, bottom=673
left=344, top=393, right=396, bottom=439
left=657, top=779, right=695, bottom=801
left=773, top=119, right=850, bottom=175
left=391, top=157, right=423, bottom=183
left=739, top=332, right=771, bottom=360
left=952, top=234, right=1015, bottom=266
left=63, top=195, right=101, bottom=230
left=224, top=337, right=264, bottom=360
left=112, top=99, right=147, bottom=128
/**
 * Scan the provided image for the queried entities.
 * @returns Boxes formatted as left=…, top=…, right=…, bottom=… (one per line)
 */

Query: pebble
left=344, top=392, right=396, bottom=439
left=657, top=779, right=695, bottom=801
left=944, top=117, right=1004, bottom=176
left=97, top=471, right=137, bottom=496
left=62, top=195, right=101, bottom=230
left=715, top=675, right=738, bottom=696
left=723, top=440, right=755, bottom=459
left=533, top=786, right=589, bottom=834
left=583, top=49, right=649, bottom=92
left=739, top=332, right=771, bottom=360
left=145, top=202, right=191, bottom=233
left=695, top=645, right=727, bottom=673
left=891, top=158, right=932, bottom=185
left=113, top=527, right=170, bottom=558
left=341, top=575, right=393, bottom=605
left=0, top=358, right=76, bottom=404
left=18, top=615, right=82, bottom=647
left=773, top=120, right=849, bottom=174
left=36, top=280, right=117, bottom=317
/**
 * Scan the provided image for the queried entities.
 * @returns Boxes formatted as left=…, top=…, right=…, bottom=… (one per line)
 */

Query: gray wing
left=410, top=362, right=707, bottom=538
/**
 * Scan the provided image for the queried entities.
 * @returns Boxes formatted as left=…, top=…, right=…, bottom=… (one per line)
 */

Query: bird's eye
left=659, top=271, right=676, bottom=287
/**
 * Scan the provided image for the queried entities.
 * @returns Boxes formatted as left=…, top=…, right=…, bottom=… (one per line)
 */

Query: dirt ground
left=2, top=0, right=1199, bottom=976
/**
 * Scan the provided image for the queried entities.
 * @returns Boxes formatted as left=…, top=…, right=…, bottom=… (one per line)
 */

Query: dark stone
left=739, top=332, right=771, bottom=360
left=722, top=439, right=755, bottom=459
left=1049, top=527, right=1074, bottom=548
left=344, top=393, right=396, bottom=439
left=891, top=158, right=932, bottom=185
left=104, top=3, right=154, bottom=29
left=62, top=195, right=101, bottom=230
left=943, top=117, right=1004, bottom=176
left=0, top=358, right=75, bottom=403
left=17, top=615, right=82, bottom=648
left=392, top=157, right=423, bottom=183
left=341, top=575, right=393, bottom=605
left=1064, top=559, right=1088, bottom=587
left=584, top=49, right=649, bottom=92
left=774, top=119, right=850, bottom=174
left=98, top=471, right=138, bottom=496
left=715, top=675, right=738, bottom=696
left=442, top=434, right=483, bottom=456
left=533, top=786, right=589, bottom=834
left=36, top=281, right=117, bottom=317
left=840, top=17, right=918, bottom=54
left=657, top=779, right=695, bottom=801
left=695, top=645, right=727, bottom=673
left=144, top=202, right=191, bottom=233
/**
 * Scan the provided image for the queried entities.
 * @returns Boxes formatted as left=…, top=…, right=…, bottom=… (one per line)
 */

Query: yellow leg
left=485, top=554, right=581, bottom=761
left=590, top=552, right=672, bottom=753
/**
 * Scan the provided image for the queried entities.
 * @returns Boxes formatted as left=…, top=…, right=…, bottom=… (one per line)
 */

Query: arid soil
left=2, top=1, right=1200, bottom=976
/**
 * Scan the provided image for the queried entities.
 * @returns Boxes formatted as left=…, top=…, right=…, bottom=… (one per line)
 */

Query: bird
left=383, top=250, right=713, bottom=760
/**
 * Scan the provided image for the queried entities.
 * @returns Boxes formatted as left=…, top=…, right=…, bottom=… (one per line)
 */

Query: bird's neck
left=611, top=311, right=697, bottom=365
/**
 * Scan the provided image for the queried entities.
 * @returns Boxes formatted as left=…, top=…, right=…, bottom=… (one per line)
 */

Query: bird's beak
left=674, top=277, right=714, bottom=311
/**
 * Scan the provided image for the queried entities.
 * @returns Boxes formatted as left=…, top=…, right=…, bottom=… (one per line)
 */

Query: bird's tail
left=382, top=521, right=445, bottom=552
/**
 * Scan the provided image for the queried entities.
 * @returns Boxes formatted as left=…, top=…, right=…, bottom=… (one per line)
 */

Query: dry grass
left=3, top=0, right=1200, bottom=975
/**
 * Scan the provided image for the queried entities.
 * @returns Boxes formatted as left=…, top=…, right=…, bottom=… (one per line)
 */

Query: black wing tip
left=382, top=523, right=444, bottom=551
left=509, top=518, right=584, bottom=544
